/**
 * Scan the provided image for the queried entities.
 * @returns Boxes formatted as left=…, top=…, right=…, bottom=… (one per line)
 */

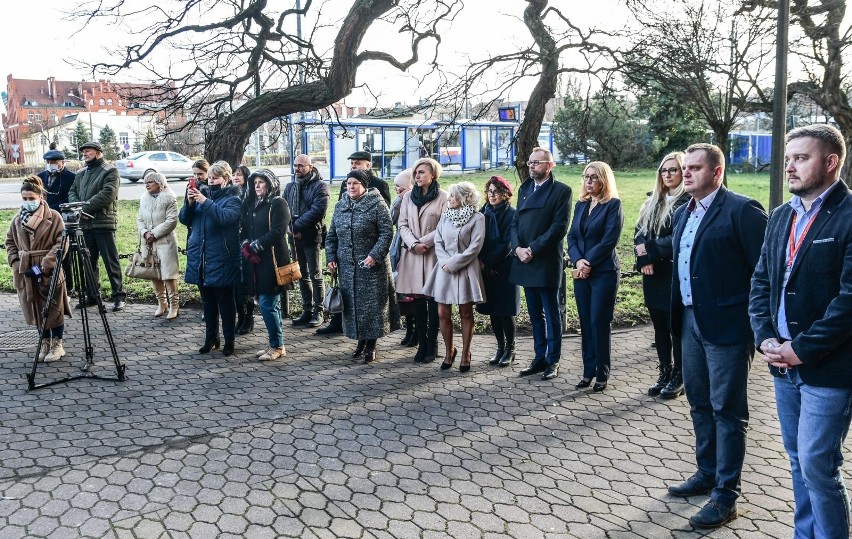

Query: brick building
left=2, top=75, right=173, bottom=163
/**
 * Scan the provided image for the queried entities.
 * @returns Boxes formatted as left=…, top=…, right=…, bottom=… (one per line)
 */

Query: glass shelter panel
left=463, top=127, right=481, bottom=169
left=333, top=127, right=357, bottom=179
left=384, top=128, right=405, bottom=178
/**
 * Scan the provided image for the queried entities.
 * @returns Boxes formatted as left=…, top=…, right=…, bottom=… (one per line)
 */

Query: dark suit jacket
left=567, top=198, right=624, bottom=274
left=749, top=181, right=852, bottom=387
left=509, top=175, right=572, bottom=288
left=670, top=185, right=767, bottom=346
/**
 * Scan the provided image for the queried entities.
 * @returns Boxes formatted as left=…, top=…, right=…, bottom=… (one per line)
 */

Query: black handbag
left=323, top=269, right=343, bottom=313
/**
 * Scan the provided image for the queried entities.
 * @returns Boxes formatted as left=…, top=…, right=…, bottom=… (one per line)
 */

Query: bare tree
left=73, top=0, right=460, bottom=165
left=623, top=0, right=776, bottom=173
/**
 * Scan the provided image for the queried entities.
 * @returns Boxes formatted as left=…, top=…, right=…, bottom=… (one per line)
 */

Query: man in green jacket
left=68, top=141, right=126, bottom=311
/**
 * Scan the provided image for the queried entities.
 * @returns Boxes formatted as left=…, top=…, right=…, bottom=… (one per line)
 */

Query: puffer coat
left=136, top=189, right=180, bottom=280
left=325, top=188, right=399, bottom=340
left=5, top=200, right=71, bottom=329
left=179, top=185, right=241, bottom=288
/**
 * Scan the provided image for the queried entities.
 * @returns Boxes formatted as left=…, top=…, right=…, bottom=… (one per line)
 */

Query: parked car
left=116, top=151, right=194, bottom=182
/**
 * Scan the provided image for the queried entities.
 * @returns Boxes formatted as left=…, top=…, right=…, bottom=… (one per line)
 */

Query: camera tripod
left=27, top=224, right=126, bottom=390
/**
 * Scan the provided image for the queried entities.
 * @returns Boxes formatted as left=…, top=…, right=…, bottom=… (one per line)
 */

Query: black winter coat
left=241, top=196, right=293, bottom=295
left=476, top=201, right=520, bottom=316
left=38, top=169, right=75, bottom=210
left=283, top=170, right=329, bottom=244
left=180, top=185, right=242, bottom=288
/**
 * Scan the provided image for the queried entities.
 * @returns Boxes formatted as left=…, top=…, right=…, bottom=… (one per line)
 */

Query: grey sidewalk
left=0, top=292, right=848, bottom=538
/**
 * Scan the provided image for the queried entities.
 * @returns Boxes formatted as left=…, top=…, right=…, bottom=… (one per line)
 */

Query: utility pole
left=769, top=0, right=790, bottom=211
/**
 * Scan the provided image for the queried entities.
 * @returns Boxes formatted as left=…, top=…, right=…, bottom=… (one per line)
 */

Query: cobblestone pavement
left=0, top=293, right=849, bottom=538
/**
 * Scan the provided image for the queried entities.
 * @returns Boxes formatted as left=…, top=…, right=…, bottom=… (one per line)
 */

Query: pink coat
left=394, top=189, right=449, bottom=295
left=422, top=212, right=486, bottom=305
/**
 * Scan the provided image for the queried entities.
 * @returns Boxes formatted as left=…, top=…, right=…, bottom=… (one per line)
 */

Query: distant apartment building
left=2, top=75, right=175, bottom=164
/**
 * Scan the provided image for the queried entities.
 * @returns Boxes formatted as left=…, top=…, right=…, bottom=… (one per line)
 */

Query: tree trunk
left=513, top=0, right=559, bottom=182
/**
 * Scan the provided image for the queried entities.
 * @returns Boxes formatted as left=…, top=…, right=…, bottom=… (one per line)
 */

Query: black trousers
left=648, top=307, right=682, bottom=371
left=82, top=229, right=125, bottom=300
left=296, top=241, right=324, bottom=314
left=200, top=286, right=237, bottom=343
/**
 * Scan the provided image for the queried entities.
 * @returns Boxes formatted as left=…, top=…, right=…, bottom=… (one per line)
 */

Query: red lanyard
left=787, top=211, right=819, bottom=268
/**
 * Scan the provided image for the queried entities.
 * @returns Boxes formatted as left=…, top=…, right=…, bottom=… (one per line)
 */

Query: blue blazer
left=749, top=182, right=852, bottom=387
left=670, top=185, right=767, bottom=346
left=509, top=176, right=572, bottom=287
left=567, top=198, right=624, bottom=273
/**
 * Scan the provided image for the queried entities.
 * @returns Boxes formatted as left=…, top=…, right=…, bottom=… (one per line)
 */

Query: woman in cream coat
left=422, top=182, right=485, bottom=372
left=395, top=157, right=449, bottom=363
left=137, top=172, right=181, bottom=319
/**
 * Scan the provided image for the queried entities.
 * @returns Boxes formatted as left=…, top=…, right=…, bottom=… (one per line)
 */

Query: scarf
left=410, top=180, right=440, bottom=209
left=484, top=199, right=508, bottom=218
left=21, top=201, right=47, bottom=235
left=445, top=204, right=475, bottom=228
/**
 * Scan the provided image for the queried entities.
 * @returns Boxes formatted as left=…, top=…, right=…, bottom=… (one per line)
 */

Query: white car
left=116, top=151, right=194, bottom=182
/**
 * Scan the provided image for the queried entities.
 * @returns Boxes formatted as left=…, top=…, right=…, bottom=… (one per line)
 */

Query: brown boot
left=153, top=280, right=168, bottom=317
left=165, top=279, right=180, bottom=320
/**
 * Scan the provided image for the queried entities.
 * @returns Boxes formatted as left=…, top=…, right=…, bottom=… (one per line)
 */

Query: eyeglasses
left=528, top=160, right=552, bottom=167
left=582, top=174, right=600, bottom=183
left=660, top=167, right=680, bottom=176
left=486, top=189, right=502, bottom=195
left=294, top=164, right=309, bottom=168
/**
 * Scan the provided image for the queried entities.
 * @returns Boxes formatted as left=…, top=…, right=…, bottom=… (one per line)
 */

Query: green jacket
left=68, top=160, right=120, bottom=230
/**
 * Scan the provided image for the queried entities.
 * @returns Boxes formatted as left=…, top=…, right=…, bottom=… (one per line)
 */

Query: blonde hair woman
left=567, top=161, right=624, bottom=392
left=635, top=152, right=690, bottom=398
left=137, top=172, right=180, bottom=319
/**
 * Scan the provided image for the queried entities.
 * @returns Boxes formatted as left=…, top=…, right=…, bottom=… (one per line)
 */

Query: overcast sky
left=2, top=0, right=627, bottom=115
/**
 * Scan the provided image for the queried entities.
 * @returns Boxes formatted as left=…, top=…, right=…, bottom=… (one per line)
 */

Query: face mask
left=21, top=200, right=39, bottom=212
left=46, top=164, right=60, bottom=173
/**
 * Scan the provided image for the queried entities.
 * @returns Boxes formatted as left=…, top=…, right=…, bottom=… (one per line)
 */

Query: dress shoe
left=575, top=378, right=592, bottom=389
left=593, top=381, right=608, bottom=392
left=222, top=341, right=235, bottom=356
left=541, top=364, right=559, bottom=380
left=112, top=299, right=126, bottom=312
left=199, top=339, right=221, bottom=354
left=689, top=500, right=737, bottom=529
left=519, top=359, right=547, bottom=377
left=315, top=322, right=343, bottom=335
left=291, top=312, right=312, bottom=326
left=660, top=370, right=685, bottom=399
left=667, top=474, right=714, bottom=497
left=440, top=347, right=458, bottom=370
left=352, top=340, right=367, bottom=358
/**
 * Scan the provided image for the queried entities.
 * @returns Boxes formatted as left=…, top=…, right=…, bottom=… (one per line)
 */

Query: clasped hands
left=573, top=258, right=591, bottom=279
left=760, top=338, right=803, bottom=369
left=514, top=246, right=533, bottom=263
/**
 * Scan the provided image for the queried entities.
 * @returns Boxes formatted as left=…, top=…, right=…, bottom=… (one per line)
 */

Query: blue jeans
left=258, top=293, right=284, bottom=348
left=775, top=368, right=852, bottom=539
left=681, top=307, right=753, bottom=507
left=524, top=286, right=562, bottom=365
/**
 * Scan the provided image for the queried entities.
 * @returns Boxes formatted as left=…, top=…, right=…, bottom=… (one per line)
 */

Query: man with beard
left=510, top=147, right=572, bottom=380
left=749, top=124, right=852, bottom=538
left=284, top=154, right=330, bottom=328
left=68, top=141, right=126, bottom=311
left=317, top=150, right=391, bottom=335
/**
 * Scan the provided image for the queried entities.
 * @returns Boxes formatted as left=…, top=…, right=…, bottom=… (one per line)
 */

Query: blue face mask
left=21, top=200, right=39, bottom=212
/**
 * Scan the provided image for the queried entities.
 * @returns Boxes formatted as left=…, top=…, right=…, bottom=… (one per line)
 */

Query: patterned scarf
left=445, top=204, right=475, bottom=228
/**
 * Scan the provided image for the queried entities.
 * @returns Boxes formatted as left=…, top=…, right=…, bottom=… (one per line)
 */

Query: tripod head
left=58, top=202, right=93, bottom=229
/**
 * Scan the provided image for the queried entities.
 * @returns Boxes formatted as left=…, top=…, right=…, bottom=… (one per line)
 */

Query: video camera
left=58, top=202, right=93, bottom=228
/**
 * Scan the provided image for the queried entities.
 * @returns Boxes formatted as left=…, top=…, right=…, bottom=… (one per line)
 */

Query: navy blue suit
left=670, top=184, right=767, bottom=508
left=510, top=175, right=572, bottom=366
left=567, top=198, right=624, bottom=381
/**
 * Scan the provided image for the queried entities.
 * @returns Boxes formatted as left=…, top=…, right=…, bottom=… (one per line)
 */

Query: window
left=107, top=99, right=113, bottom=106
left=27, top=111, right=34, bottom=122
left=168, top=152, right=188, bottom=162
left=119, top=132, right=129, bottom=147
left=149, top=153, right=167, bottom=161
left=35, top=112, right=42, bottom=121
left=99, top=98, right=105, bottom=106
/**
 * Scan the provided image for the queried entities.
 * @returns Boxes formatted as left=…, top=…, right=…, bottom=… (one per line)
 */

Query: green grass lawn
left=0, top=165, right=780, bottom=331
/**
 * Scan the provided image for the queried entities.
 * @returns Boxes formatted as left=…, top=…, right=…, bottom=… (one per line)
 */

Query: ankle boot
left=237, top=303, right=254, bottom=335
left=353, top=340, right=367, bottom=357
left=423, top=332, right=440, bottom=363
left=498, top=341, right=516, bottom=367
left=236, top=301, right=247, bottom=332
left=648, top=365, right=673, bottom=396
left=363, top=339, right=377, bottom=363
left=199, top=338, right=221, bottom=353
left=37, top=338, right=51, bottom=362
left=488, top=334, right=506, bottom=366
left=660, top=368, right=684, bottom=399
left=45, top=339, right=66, bottom=362
left=165, top=280, right=180, bottom=320
left=153, top=280, right=168, bottom=317
left=412, top=301, right=428, bottom=362
left=400, top=317, right=415, bottom=346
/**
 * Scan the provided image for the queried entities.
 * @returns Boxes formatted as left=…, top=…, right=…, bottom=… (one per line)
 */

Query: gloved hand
left=24, top=266, right=41, bottom=278
left=249, top=240, right=264, bottom=254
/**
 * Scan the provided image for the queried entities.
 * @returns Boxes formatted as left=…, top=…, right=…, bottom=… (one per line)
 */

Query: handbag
left=125, top=240, right=161, bottom=280
left=269, top=208, right=302, bottom=287
left=323, top=269, right=344, bottom=314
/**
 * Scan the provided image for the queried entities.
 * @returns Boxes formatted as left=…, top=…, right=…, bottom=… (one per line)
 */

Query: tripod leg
left=28, top=238, right=67, bottom=390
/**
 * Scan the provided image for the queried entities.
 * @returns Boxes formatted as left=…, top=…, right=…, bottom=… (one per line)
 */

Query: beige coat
left=5, top=201, right=71, bottom=329
left=136, top=189, right=180, bottom=280
left=394, top=188, right=449, bottom=295
left=422, top=212, right=486, bottom=304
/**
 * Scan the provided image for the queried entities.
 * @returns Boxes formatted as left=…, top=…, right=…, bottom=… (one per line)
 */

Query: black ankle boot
left=498, top=342, right=515, bottom=367
left=660, top=369, right=684, bottom=399
left=235, top=303, right=246, bottom=334
left=400, top=320, right=415, bottom=346
left=353, top=340, right=367, bottom=357
left=199, top=338, right=220, bottom=354
left=363, top=340, right=377, bottom=363
left=237, top=304, right=254, bottom=335
left=222, top=341, right=235, bottom=356
left=648, top=365, right=673, bottom=396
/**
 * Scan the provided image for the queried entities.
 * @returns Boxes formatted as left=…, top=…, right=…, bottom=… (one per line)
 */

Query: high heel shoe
left=440, top=347, right=457, bottom=370
left=459, top=352, right=471, bottom=373
left=353, top=340, right=366, bottom=358
left=222, top=341, right=235, bottom=356
left=363, top=345, right=376, bottom=364
left=575, top=378, right=592, bottom=389
left=199, top=339, right=221, bottom=354
left=593, top=381, right=608, bottom=392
